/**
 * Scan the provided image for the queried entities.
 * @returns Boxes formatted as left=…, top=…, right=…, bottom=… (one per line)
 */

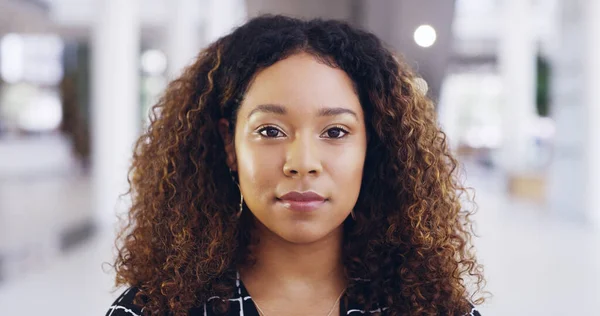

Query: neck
left=239, top=220, right=347, bottom=297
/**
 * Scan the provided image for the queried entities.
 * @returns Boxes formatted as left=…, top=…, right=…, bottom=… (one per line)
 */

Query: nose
left=283, top=135, right=323, bottom=178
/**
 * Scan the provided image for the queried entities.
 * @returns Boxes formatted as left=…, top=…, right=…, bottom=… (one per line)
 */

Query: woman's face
left=224, top=53, right=367, bottom=244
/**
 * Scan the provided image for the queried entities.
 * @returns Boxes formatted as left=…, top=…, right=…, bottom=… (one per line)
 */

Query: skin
left=219, top=53, right=368, bottom=315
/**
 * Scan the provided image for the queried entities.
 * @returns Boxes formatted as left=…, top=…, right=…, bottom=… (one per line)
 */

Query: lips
left=277, top=191, right=326, bottom=212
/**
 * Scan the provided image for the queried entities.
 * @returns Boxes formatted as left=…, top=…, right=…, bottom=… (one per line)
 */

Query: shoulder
left=345, top=306, right=481, bottom=315
left=465, top=305, right=482, bottom=316
left=105, top=287, right=144, bottom=316
left=104, top=287, right=233, bottom=316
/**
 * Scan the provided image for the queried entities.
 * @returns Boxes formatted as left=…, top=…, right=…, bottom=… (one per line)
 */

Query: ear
left=218, top=118, right=237, bottom=171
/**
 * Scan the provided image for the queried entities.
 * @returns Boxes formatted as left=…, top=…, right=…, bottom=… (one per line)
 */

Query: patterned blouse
left=106, top=273, right=481, bottom=316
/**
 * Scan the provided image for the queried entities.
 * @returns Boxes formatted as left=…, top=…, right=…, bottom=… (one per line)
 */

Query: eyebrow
left=247, top=104, right=286, bottom=118
left=248, top=104, right=359, bottom=120
left=318, top=107, right=358, bottom=120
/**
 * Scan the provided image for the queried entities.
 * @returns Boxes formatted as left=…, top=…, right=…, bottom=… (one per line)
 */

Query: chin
left=273, top=224, right=341, bottom=245
left=280, top=232, right=324, bottom=244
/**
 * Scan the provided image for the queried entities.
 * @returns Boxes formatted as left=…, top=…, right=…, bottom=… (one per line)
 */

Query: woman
left=106, top=15, right=485, bottom=316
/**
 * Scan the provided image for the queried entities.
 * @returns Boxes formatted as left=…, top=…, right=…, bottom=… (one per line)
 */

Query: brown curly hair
left=113, top=14, right=486, bottom=315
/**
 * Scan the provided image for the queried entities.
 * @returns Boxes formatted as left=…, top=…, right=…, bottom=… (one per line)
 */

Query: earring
left=229, top=168, right=243, bottom=218
left=237, top=191, right=244, bottom=219
left=351, top=209, right=356, bottom=220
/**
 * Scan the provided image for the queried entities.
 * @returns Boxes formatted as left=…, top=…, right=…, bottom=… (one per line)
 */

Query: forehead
left=240, top=53, right=361, bottom=115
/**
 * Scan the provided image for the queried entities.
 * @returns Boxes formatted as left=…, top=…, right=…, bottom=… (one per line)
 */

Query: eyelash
left=257, top=126, right=285, bottom=138
left=324, top=125, right=350, bottom=139
left=257, top=125, right=350, bottom=139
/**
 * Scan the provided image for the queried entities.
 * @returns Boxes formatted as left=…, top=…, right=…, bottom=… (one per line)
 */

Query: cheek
left=236, top=143, right=282, bottom=197
left=331, top=147, right=366, bottom=190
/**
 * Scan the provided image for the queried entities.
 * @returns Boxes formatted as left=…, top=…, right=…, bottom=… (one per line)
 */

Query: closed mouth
left=278, top=191, right=326, bottom=202
left=276, top=191, right=328, bottom=212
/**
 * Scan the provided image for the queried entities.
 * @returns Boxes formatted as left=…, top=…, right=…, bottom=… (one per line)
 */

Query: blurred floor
left=465, top=163, right=600, bottom=315
left=0, top=134, right=94, bottom=281
left=0, top=156, right=598, bottom=315
left=0, top=229, right=118, bottom=315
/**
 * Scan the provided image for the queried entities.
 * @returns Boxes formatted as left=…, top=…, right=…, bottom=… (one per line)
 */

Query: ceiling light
left=414, top=25, right=437, bottom=48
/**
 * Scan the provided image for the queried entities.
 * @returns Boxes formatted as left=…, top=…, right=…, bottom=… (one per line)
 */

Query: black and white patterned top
left=105, top=273, right=481, bottom=316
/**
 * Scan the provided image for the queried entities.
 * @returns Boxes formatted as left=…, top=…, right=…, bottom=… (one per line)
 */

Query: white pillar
left=584, top=0, right=600, bottom=227
left=497, top=0, right=537, bottom=173
left=549, top=0, right=600, bottom=226
left=165, top=0, right=202, bottom=78
left=91, top=0, right=141, bottom=227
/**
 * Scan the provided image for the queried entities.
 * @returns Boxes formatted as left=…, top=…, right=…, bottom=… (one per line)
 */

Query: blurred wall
left=245, top=0, right=456, bottom=102
left=246, top=0, right=355, bottom=21
left=361, top=0, right=456, bottom=101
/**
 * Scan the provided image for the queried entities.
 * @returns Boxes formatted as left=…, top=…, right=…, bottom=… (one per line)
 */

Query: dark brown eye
left=323, top=127, right=348, bottom=139
left=259, top=126, right=284, bottom=138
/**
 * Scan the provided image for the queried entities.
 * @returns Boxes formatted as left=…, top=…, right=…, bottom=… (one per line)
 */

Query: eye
left=321, top=126, right=349, bottom=139
left=258, top=126, right=285, bottom=138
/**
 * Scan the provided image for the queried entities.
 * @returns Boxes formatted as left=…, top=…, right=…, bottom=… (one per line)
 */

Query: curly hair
left=113, top=14, right=486, bottom=316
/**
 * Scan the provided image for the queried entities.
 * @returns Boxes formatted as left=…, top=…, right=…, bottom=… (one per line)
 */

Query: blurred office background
left=0, top=0, right=599, bottom=315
